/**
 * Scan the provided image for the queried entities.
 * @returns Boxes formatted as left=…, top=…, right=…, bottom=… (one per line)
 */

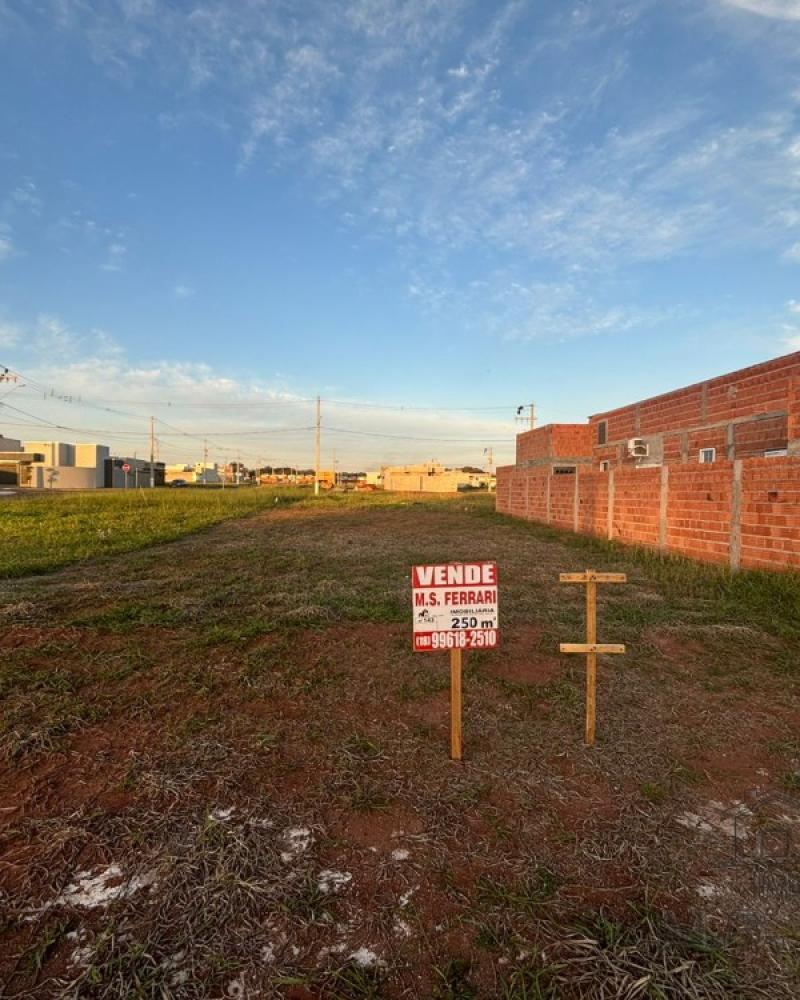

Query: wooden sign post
left=559, top=569, right=626, bottom=745
left=411, top=562, right=499, bottom=762
left=450, top=648, right=463, bottom=761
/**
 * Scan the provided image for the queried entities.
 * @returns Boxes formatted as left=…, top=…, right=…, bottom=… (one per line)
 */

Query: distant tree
left=461, top=466, right=484, bottom=473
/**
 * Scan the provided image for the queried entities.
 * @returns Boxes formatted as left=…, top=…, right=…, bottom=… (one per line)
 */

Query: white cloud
left=785, top=242, right=800, bottom=261
left=100, top=242, right=127, bottom=271
left=4, top=308, right=516, bottom=468
left=787, top=299, right=800, bottom=312
left=173, top=284, right=193, bottom=298
left=0, top=321, right=19, bottom=347
left=722, top=1, right=800, bottom=20
left=0, top=224, right=14, bottom=260
left=5, top=179, right=42, bottom=215
left=35, top=314, right=81, bottom=359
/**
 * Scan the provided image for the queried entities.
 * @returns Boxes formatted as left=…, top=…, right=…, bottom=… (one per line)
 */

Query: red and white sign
left=122, top=463, right=131, bottom=473
left=412, top=562, right=499, bottom=653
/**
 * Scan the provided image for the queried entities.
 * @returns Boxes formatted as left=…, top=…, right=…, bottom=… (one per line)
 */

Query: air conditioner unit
left=627, top=438, right=650, bottom=458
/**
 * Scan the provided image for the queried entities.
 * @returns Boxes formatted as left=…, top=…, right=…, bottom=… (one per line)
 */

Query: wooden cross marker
left=559, top=569, right=626, bottom=746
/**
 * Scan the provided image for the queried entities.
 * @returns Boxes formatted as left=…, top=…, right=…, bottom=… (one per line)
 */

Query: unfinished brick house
left=497, top=350, right=800, bottom=570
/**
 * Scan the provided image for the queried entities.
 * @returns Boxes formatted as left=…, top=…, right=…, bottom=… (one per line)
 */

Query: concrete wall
left=25, top=441, right=76, bottom=466
left=0, top=435, right=21, bottom=452
left=29, top=466, right=101, bottom=490
left=383, top=470, right=467, bottom=492
left=497, top=456, right=800, bottom=571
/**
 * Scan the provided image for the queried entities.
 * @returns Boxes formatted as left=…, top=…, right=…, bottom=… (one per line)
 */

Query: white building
left=165, top=462, right=222, bottom=484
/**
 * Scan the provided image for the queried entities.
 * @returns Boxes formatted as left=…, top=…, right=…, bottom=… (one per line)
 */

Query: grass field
left=2, top=493, right=799, bottom=997
left=0, top=487, right=467, bottom=580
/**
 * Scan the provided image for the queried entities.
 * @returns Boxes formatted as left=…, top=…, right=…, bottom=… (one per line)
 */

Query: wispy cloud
left=0, top=224, right=14, bottom=260
left=785, top=243, right=800, bottom=261
left=173, top=284, right=193, bottom=299
left=100, top=241, right=127, bottom=272
left=19, top=0, right=800, bottom=346
left=722, top=1, right=800, bottom=20
left=5, top=308, right=517, bottom=467
left=4, top=179, right=42, bottom=215
left=0, top=321, right=19, bottom=347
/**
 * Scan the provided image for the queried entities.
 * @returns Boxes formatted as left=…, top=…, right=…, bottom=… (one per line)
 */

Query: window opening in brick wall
left=600, top=460, right=610, bottom=472
left=597, top=420, right=607, bottom=445
left=553, top=466, right=576, bottom=475
left=699, top=447, right=716, bottom=464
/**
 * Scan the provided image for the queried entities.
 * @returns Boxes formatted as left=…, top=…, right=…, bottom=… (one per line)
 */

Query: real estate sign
left=412, top=561, right=499, bottom=652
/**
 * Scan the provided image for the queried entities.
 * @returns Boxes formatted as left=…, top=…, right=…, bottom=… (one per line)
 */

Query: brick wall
left=497, top=456, right=800, bottom=572
left=740, top=458, right=800, bottom=569
left=516, top=424, right=592, bottom=465
left=588, top=351, right=800, bottom=468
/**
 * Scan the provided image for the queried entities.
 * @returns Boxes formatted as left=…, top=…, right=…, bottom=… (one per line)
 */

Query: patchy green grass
left=0, top=487, right=306, bottom=578
left=1, top=487, right=484, bottom=580
left=2, top=494, right=799, bottom=997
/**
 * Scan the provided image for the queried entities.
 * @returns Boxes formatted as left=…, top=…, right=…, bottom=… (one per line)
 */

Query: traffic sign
left=122, top=463, right=131, bottom=473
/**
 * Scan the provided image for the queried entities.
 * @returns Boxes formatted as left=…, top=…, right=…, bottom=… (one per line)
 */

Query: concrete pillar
left=788, top=377, right=800, bottom=456
left=726, top=422, right=735, bottom=461
left=730, top=459, right=743, bottom=571
left=525, top=471, right=530, bottom=520
left=659, top=465, right=669, bottom=551
left=545, top=473, right=552, bottom=524
left=607, top=469, right=615, bottom=541
left=573, top=468, right=580, bottom=533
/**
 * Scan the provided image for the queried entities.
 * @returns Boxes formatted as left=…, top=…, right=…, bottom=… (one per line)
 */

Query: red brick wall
left=496, top=456, right=800, bottom=572
left=551, top=424, right=593, bottom=459
left=516, top=424, right=592, bottom=464
left=734, top=415, right=788, bottom=457
left=740, top=459, right=800, bottom=569
left=666, top=463, right=734, bottom=564
left=516, top=427, right=553, bottom=464
left=612, top=467, right=662, bottom=548
left=588, top=351, right=800, bottom=464
left=550, top=474, right=576, bottom=530
left=576, top=472, right=608, bottom=538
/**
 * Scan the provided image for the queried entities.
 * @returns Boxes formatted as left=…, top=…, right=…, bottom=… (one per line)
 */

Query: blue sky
left=1, top=0, right=799, bottom=470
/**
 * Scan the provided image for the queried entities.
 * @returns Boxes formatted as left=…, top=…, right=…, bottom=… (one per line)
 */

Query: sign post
left=559, top=569, right=626, bottom=745
left=122, top=463, right=130, bottom=490
left=412, top=562, right=499, bottom=760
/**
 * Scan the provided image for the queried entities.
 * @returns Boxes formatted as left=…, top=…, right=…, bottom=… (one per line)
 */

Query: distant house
left=381, top=461, right=495, bottom=493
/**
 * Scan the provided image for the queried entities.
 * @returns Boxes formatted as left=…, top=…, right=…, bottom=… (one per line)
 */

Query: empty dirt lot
left=2, top=494, right=799, bottom=998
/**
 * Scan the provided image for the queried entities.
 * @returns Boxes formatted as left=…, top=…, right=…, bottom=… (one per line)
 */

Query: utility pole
left=203, top=439, right=208, bottom=486
left=314, top=396, right=321, bottom=496
left=149, top=416, right=155, bottom=488
left=236, top=451, right=241, bottom=486
left=516, top=403, right=536, bottom=430
left=484, top=446, right=493, bottom=474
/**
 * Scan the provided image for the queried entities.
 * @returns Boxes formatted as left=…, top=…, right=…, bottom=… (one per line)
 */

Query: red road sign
left=122, top=463, right=131, bottom=473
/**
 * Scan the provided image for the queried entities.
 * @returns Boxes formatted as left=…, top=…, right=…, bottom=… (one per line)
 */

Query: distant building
left=381, top=461, right=495, bottom=493
left=23, top=440, right=110, bottom=489
left=497, top=349, right=800, bottom=571
left=165, top=462, right=222, bottom=484
left=0, top=437, right=165, bottom=489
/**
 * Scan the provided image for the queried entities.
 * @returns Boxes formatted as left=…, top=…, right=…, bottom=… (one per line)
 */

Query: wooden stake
left=450, top=647, right=463, bottom=761
left=558, top=569, right=626, bottom=746
left=586, top=573, right=597, bottom=746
